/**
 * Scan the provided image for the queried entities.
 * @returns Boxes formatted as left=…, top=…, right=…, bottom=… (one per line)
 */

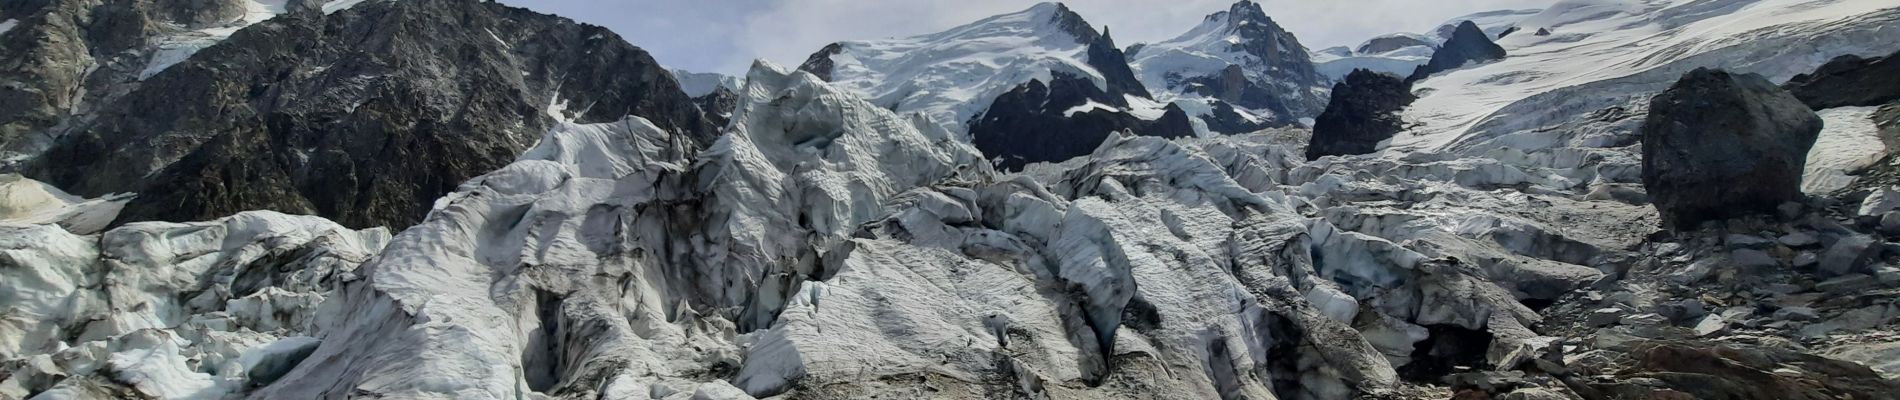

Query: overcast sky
left=497, top=0, right=1553, bottom=75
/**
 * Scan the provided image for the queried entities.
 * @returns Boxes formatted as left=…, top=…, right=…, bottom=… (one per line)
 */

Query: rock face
left=1128, top=0, right=1330, bottom=129
left=19, top=0, right=716, bottom=230
left=1307, top=69, right=1417, bottom=160
left=1642, top=68, right=1821, bottom=229
left=692, top=85, right=740, bottom=127
left=792, top=2, right=1174, bottom=169
left=1408, top=21, right=1507, bottom=83
left=0, top=0, right=286, bottom=158
left=1783, top=50, right=1900, bottom=110
left=970, top=73, right=1195, bottom=170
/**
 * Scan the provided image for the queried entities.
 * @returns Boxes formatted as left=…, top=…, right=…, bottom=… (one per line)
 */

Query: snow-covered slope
left=1128, top=0, right=1329, bottom=127
left=1391, top=0, right=1900, bottom=162
left=1310, top=8, right=1541, bottom=82
left=1429, top=9, right=1544, bottom=42
left=1311, top=35, right=1438, bottom=81
left=803, top=2, right=1126, bottom=134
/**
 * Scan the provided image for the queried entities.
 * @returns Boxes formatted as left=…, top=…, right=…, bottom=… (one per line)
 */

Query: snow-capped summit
left=797, top=2, right=1139, bottom=134
left=798, top=2, right=1192, bottom=170
left=1128, top=0, right=1329, bottom=129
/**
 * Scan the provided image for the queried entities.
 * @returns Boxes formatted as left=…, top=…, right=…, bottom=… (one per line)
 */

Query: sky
left=497, top=0, right=1555, bottom=75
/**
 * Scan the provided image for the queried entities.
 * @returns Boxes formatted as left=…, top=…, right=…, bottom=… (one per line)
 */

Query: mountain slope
left=1127, top=0, right=1329, bottom=128
left=19, top=0, right=716, bottom=230
left=797, top=2, right=1189, bottom=170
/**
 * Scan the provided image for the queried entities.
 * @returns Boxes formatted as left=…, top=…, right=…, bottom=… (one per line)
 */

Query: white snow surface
left=1805, top=106, right=1889, bottom=194
left=818, top=3, right=1110, bottom=135
left=1394, top=0, right=1900, bottom=158
left=0, top=19, right=17, bottom=36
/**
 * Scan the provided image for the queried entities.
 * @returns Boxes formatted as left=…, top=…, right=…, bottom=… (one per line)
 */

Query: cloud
left=501, top=0, right=1554, bottom=74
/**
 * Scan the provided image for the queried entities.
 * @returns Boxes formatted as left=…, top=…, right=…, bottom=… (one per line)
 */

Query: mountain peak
left=1226, top=0, right=1271, bottom=25
left=1039, top=2, right=1102, bottom=44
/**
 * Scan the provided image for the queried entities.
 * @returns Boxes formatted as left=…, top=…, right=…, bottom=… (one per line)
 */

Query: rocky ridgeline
left=1408, top=21, right=1507, bottom=84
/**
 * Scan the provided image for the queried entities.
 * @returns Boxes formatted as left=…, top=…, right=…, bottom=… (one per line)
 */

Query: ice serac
left=1307, top=69, right=1416, bottom=160
left=1128, top=0, right=1329, bottom=130
left=250, top=61, right=982, bottom=399
left=1407, top=21, right=1506, bottom=84
left=0, top=210, right=389, bottom=398
left=22, top=0, right=717, bottom=231
left=1643, top=68, right=1821, bottom=229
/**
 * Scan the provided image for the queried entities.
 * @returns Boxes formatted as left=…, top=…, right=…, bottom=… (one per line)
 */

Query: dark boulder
left=1534, top=28, right=1552, bottom=36
left=1407, top=21, right=1507, bottom=84
left=1641, top=68, right=1820, bottom=229
left=23, top=0, right=715, bottom=230
left=1783, top=50, right=1900, bottom=110
left=970, top=73, right=1194, bottom=171
left=1307, top=69, right=1416, bottom=160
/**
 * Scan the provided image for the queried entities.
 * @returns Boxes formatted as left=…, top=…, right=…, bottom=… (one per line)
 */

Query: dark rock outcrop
left=693, top=86, right=740, bottom=128
left=1642, top=68, right=1821, bottom=229
left=1534, top=28, right=1552, bottom=36
left=970, top=73, right=1194, bottom=171
left=0, top=0, right=255, bottom=155
left=1307, top=69, right=1416, bottom=160
left=796, top=42, right=844, bottom=82
left=1085, top=27, right=1152, bottom=100
left=1783, top=51, right=1900, bottom=110
left=22, top=0, right=715, bottom=230
left=1408, top=21, right=1507, bottom=84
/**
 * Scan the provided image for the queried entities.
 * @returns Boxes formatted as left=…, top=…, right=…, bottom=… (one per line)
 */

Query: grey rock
left=1640, top=68, right=1822, bottom=229
left=1726, top=234, right=1774, bottom=248
left=1729, top=248, right=1779, bottom=271
left=1774, top=306, right=1820, bottom=321
left=1587, top=308, right=1627, bottom=327
left=1881, top=212, right=1900, bottom=235
left=1619, top=313, right=1668, bottom=327
left=1794, top=252, right=1820, bottom=268
left=1656, top=299, right=1708, bottom=323
left=1820, top=235, right=1880, bottom=275
left=1694, top=314, right=1729, bottom=337
left=1779, top=232, right=1820, bottom=247
left=1860, top=187, right=1900, bottom=218
left=1816, top=274, right=1878, bottom=295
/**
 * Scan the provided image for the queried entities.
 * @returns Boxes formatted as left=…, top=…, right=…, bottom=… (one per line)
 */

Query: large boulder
left=1307, top=69, right=1417, bottom=160
left=1642, top=68, right=1821, bottom=229
left=1783, top=50, right=1900, bottom=110
left=1407, top=21, right=1506, bottom=83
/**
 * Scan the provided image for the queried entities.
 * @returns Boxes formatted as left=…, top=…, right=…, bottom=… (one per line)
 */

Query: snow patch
left=1805, top=106, right=1887, bottom=194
